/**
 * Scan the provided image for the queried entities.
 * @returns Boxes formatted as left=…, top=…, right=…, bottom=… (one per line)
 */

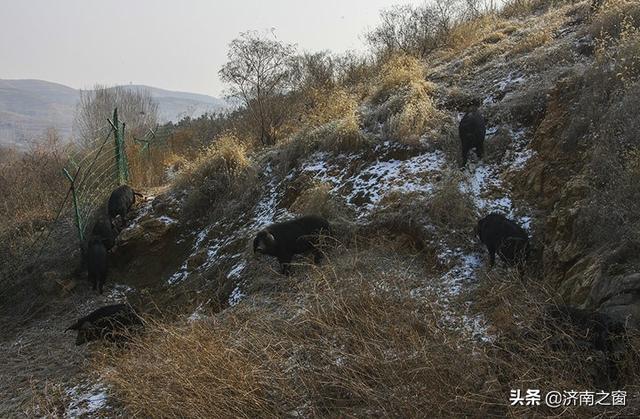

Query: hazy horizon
left=0, top=0, right=423, bottom=97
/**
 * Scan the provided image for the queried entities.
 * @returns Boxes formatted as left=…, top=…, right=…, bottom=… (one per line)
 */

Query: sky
left=0, top=0, right=423, bottom=97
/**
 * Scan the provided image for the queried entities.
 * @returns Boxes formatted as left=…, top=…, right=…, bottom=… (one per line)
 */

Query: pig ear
left=265, top=232, right=276, bottom=246
left=79, top=321, right=91, bottom=330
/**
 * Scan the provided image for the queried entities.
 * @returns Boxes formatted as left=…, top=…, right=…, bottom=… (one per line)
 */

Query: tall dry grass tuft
left=500, top=0, right=579, bottom=18
left=289, top=182, right=354, bottom=222
left=510, top=28, right=552, bottom=55
left=96, top=315, right=300, bottom=417
left=446, top=15, right=515, bottom=53
left=367, top=54, right=444, bottom=144
left=590, top=0, right=640, bottom=40
left=276, top=111, right=369, bottom=173
left=175, top=133, right=257, bottom=219
left=428, top=171, right=477, bottom=232
left=298, top=87, right=359, bottom=129
left=598, top=23, right=640, bottom=86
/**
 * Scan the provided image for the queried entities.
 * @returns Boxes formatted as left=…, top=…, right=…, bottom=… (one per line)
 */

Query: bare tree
left=366, top=1, right=468, bottom=58
left=219, top=31, right=296, bottom=145
left=74, top=85, right=158, bottom=146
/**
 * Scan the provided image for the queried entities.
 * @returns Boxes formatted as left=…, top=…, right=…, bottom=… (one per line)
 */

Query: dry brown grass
left=446, top=15, right=515, bottom=53
left=298, top=87, right=359, bottom=129
left=428, top=171, right=477, bottom=232
left=590, top=0, right=640, bottom=40
left=288, top=182, right=355, bottom=223
left=0, top=137, right=70, bottom=298
left=511, top=27, right=552, bottom=55
left=96, top=238, right=640, bottom=417
left=501, top=0, right=579, bottom=18
left=95, top=243, right=491, bottom=417
left=367, top=54, right=445, bottom=144
left=473, top=269, right=640, bottom=409
left=175, top=133, right=257, bottom=219
left=24, top=381, right=70, bottom=417
left=600, top=24, right=640, bottom=85
left=275, top=111, right=370, bottom=173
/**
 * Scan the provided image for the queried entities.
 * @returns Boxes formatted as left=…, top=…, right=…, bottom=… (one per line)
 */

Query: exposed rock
left=588, top=272, right=640, bottom=327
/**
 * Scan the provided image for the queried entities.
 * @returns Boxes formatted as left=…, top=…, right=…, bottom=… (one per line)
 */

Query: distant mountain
left=118, top=84, right=227, bottom=123
left=0, top=79, right=227, bottom=149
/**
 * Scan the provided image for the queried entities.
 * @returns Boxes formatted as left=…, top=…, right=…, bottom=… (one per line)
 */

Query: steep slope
left=12, top=1, right=640, bottom=416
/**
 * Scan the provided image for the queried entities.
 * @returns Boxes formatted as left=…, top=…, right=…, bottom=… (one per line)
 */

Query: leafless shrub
left=219, top=31, right=297, bottom=146
left=74, top=85, right=158, bottom=147
left=175, top=133, right=257, bottom=219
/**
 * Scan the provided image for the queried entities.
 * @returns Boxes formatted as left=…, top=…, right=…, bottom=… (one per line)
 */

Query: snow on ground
left=228, top=286, right=246, bottom=307
left=302, top=148, right=446, bottom=216
left=188, top=299, right=212, bottom=322
left=65, top=382, right=109, bottom=418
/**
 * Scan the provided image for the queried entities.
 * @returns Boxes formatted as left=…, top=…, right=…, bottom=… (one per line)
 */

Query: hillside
left=2, top=0, right=640, bottom=417
left=0, top=79, right=227, bottom=148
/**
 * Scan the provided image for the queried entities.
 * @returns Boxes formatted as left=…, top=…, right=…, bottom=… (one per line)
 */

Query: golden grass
left=427, top=171, right=477, bottom=232
left=511, top=28, right=552, bottom=55
left=370, top=54, right=433, bottom=105
left=368, top=54, right=444, bottom=144
left=590, top=0, right=640, bottom=40
left=175, top=133, right=257, bottom=218
left=96, top=240, right=640, bottom=417
left=95, top=244, right=490, bottom=417
left=298, top=87, right=359, bottom=129
left=446, top=15, right=514, bottom=53
left=288, top=182, right=354, bottom=222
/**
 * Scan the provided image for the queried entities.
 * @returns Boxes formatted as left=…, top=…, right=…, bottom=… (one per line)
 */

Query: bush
left=590, top=0, right=640, bottom=40
left=510, top=28, right=552, bottom=55
left=427, top=171, right=477, bottom=231
left=368, top=55, right=443, bottom=144
left=298, top=87, right=359, bottom=129
left=175, top=133, right=256, bottom=218
left=289, top=183, right=354, bottom=222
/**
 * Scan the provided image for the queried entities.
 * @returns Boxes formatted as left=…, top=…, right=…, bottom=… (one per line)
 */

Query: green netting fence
left=62, top=107, right=129, bottom=242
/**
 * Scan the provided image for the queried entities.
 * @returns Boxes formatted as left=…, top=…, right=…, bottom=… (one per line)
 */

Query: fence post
left=63, top=168, right=84, bottom=242
left=109, top=107, right=129, bottom=185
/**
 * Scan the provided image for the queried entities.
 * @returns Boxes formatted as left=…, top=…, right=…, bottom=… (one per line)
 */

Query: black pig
left=459, top=111, right=486, bottom=167
left=66, top=304, right=143, bottom=345
left=91, top=215, right=117, bottom=250
left=477, top=213, right=529, bottom=267
left=108, top=185, right=142, bottom=229
left=87, top=237, right=108, bottom=294
left=253, top=215, right=331, bottom=274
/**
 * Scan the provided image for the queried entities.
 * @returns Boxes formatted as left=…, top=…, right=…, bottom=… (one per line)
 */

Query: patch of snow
left=65, top=382, right=108, bottom=418
left=497, top=72, right=525, bottom=91
left=156, top=215, right=177, bottom=225
left=188, top=299, right=211, bottom=322
left=302, top=150, right=446, bottom=215
left=228, top=286, right=246, bottom=307
left=228, top=261, right=247, bottom=279
left=462, top=314, right=495, bottom=343
left=483, top=94, right=496, bottom=106
left=168, top=263, right=189, bottom=285
left=440, top=251, right=484, bottom=296
left=510, top=148, right=535, bottom=170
